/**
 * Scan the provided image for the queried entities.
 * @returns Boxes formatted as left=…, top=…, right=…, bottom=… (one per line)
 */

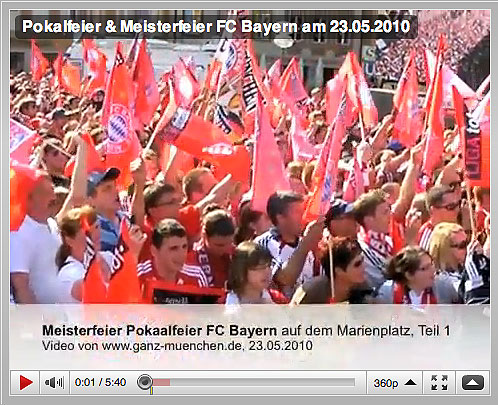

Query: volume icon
left=45, top=377, right=64, bottom=389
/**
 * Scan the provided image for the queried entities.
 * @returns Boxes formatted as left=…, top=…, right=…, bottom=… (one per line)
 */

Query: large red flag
left=10, top=119, right=39, bottom=165
left=102, top=42, right=142, bottom=190
left=340, top=52, right=378, bottom=130
left=82, top=231, right=107, bottom=304
left=83, top=39, right=107, bottom=95
left=457, top=90, right=490, bottom=188
left=153, top=90, right=249, bottom=184
left=172, top=57, right=200, bottom=108
left=280, top=57, right=308, bottom=107
left=30, top=40, right=49, bottom=81
left=204, top=60, right=222, bottom=92
left=325, top=74, right=347, bottom=125
left=131, top=38, right=160, bottom=126
left=64, top=132, right=106, bottom=177
left=422, top=48, right=445, bottom=176
left=303, top=91, right=347, bottom=222
left=392, top=51, right=422, bottom=147
left=10, top=163, right=44, bottom=231
left=106, top=221, right=142, bottom=304
left=53, top=52, right=81, bottom=96
left=250, top=95, right=291, bottom=213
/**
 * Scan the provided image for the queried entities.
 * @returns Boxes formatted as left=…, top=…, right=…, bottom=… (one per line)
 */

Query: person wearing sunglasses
left=428, top=222, right=468, bottom=303
left=417, top=185, right=460, bottom=251
left=290, top=237, right=372, bottom=304
left=376, top=246, right=458, bottom=304
left=38, top=138, right=70, bottom=188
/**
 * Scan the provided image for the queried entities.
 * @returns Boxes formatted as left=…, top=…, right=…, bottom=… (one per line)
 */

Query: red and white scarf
left=192, top=241, right=213, bottom=286
left=393, top=282, right=438, bottom=304
left=358, top=227, right=393, bottom=258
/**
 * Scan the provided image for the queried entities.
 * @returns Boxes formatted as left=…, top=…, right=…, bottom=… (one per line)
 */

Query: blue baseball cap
left=325, top=199, right=354, bottom=227
left=87, top=168, right=120, bottom=195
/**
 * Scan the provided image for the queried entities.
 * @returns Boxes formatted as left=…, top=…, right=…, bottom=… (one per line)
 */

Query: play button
left=11, top=371, right=39, bottom=395
left=20, top=375, right=33, bottom=390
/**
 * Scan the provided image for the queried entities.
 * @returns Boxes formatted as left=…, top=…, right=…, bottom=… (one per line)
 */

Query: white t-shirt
left=57, top=256, right=85, bottom=304
left=10, top=216, right=61, bottom=304
left=408, top=290, right=424, bottom=305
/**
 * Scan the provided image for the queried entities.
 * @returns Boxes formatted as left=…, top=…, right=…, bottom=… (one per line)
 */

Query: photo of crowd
left=9, top=9, right=490, bottom=307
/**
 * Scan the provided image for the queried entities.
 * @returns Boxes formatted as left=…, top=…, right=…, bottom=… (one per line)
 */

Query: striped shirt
left=417, top=221, right=435, bottom=251
left=97, top=211, right=129, bottom=252
left=137, top=259, right=209, bottom=288
left=357, top=228, right=393, bottom=290
left=254, top=227, right=319, bottom=296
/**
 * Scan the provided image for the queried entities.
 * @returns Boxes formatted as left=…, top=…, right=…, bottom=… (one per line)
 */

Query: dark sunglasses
left=450, top=241, right=467, bottom=250
left=435, top=201, right=460, bottom=211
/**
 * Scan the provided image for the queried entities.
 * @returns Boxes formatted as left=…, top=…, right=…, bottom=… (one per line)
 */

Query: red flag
left=204, top=60, right=222, bottom=92
left=30, top=40, right=49, bottom=81
left=264, top=59, right=282, bottom=98
left=153, top=90, right=249, bottom=184
left=131, top=38, right=160, bottom=126
left=182, top=55, right=196, bottom=77
left=106, top=221, right=142, bottom=303
left=463, top=93, right=490, bottom=188
left=83, top=40, right=107, bottom=95
left=102, top=42, right=142, bottom=190
left=250, top=95, right=291, bottom=212
left=325, top=74, right=347, bottom=125
left=82, top=232, right=107, bottom=304
left=10, top=119, right=39, bottom=165
left=392, top=51, right=416, bottom=111
left=422, top=49, right=445, bottom=176
left=340, top=52, right=378, bottom=130
left=392, top=51, right=422, bottom=147
left=280, top=57, right=308, bottom=106
left=425, top=41, right=476, bottom=109
left=10, top=163, right=44, bottom=231
left=172, top=57, right=200, bottom=107
left=303, top=91, right=347, bottom=222
left=342, top=148, right=364, bottom=202
left=64, top=132, right=106, bottom=177
left=289, top=115, right=321, bottom=162
left=53, top=52, right=81, bottom=96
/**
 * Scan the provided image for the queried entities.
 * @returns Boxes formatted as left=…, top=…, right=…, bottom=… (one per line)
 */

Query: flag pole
left=328, top=238, right=335, bottom=302
left=358, top=112, right=366, bottom=140
left=465, top=182, right=477, bottom=239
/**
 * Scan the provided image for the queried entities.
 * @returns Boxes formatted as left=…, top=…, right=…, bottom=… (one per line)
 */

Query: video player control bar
left=10, top=370, right=489, bottom=395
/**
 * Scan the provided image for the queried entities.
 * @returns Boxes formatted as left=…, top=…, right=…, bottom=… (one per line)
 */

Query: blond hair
left=428, top=222, right=465, bottom=271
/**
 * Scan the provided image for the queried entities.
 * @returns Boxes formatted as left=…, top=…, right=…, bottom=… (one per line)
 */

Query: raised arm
left=55, top=134, right=87, bottom=223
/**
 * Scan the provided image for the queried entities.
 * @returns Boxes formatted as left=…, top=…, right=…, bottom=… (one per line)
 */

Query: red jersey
left=390, top=216, right=405, bottom=254
left=178, top=204, right=201, bottom=241
left=186, top=241, right=232, bottom=289
left=417, top=220, right=434, bottom=251
left=137, top=259, right=209, bottom=289
left=138, top=217, right=155, bottom=264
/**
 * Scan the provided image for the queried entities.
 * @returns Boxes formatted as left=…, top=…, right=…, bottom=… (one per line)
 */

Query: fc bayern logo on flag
left=107, top=104, right=130, bottom=153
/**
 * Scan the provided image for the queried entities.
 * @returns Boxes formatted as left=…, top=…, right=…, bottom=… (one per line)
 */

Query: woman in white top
left=224, top=241, right=288, bottom=306
left=56, top=205, right=110, bottom=303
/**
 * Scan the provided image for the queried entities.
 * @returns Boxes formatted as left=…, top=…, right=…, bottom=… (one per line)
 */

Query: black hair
left=266, top=191, right=303, bottom=225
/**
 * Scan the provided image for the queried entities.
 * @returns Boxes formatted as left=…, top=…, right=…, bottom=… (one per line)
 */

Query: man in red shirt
left=137, top=219, right=208, bottom=288
left=417, top=184, right=459, bottom=250
left=186, top=209, right=236, bottom=289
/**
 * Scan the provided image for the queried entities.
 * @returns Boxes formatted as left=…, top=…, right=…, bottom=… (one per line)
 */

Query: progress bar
left=152, top=378, right=356, bottom=387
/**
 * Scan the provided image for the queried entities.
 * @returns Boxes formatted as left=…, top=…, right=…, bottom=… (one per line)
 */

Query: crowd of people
left=375, top=10, right=490, bottom=83
left=9, top=33, right=490, bottom=307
